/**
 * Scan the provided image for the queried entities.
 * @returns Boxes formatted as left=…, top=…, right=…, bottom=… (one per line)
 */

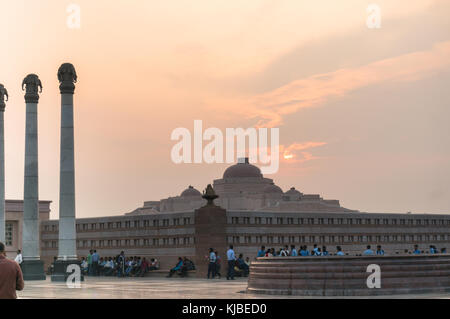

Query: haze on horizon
left=1, top=0, right=449, bottom=219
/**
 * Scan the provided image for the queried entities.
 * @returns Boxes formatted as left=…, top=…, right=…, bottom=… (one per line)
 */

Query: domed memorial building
left=32, top=158, right=450, bottom=272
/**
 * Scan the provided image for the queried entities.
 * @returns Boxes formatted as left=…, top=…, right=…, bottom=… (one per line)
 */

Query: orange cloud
left=211, top=41, right=450, bottom=128
left=282, top=142, right=327, bottom=163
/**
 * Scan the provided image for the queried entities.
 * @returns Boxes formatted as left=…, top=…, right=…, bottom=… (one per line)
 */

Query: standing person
left=92, top=250, right=100, bottom=276
left=336, top=246, right=345, bottom=256
left=14, top=250, right=23, bottom=266
left=0, top=242, right=24, bottom=299
left=87, top=250, right=93, bottom=276
left=207, top=248, right=216, bottom=279
left=226, top=245, right=236, bottom=280
left=363, top=245, right=374, bottom=255
left=117, top=251, right=125, bottom=277
left=215, top=251, right=222, bottom=279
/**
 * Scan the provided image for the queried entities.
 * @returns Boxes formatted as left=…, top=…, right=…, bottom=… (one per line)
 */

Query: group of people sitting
left=166, top=257, right=196, bottom=278
left=80, top=251, right=160, bottom=277
left=257, top=244, right=448, bottom=258
left=257, top=245, right=337, bottom=257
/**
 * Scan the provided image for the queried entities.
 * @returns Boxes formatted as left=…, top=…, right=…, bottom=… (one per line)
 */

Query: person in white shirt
left=14, top=250, right=23, bottom=265
left=207, top=248, right=217, bottom=279
left=226, top=245, right=236, bottom=280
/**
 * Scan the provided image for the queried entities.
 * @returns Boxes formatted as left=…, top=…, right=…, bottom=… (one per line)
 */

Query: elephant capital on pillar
left=58, top=63, right=77, bottom=94
left=22, top=74, right=42, bottom=103
left=0, top=83, right=8, bottom=112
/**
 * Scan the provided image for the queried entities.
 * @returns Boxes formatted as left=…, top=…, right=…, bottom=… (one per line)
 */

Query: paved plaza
left=16, top=277, right=450, bottom=299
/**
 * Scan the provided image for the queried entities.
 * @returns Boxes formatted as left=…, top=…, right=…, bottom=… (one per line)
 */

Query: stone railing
left=247, top=254, right=450, bottom=296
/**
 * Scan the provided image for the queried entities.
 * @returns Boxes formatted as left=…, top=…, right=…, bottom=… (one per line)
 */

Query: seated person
left=179, top=257, right=195, bottom=277
left=336, top=246, right=345, bottom=256
left=236, top=254, right=249, bottom=276
left=167, top=257, right=183, bottom=277
left=136, top=257, right=149, bottom=277
left=149, top=258, right=160, bottom=271
left=413, top=245, right=421, bottom=254
left=363, top=245, right=374, bottom=255
left=103, top=258, right=115, bottom=276
left=376, top=245, right=385, bottom=255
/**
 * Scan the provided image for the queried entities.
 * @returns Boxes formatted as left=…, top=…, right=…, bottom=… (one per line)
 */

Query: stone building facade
left=4, top=160, right=450, bottom=270
left=36, top=160, right=450, bottom=270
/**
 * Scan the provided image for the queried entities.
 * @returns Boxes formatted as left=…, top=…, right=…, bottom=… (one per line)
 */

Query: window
left=232, top=217, right=239, bottom=224
left=245, top=236, right=251, bottom=244
left=163, top=238, right=169, bottom=245
left=173, top=218, right=180, bottom=226
left=278, top=236, right=284, bottom=244
left=383, top=219, right=388, bottom=225
left=125, top=221, right=131, bottom=228
left=134, top=220, right=140, bottom=228
left=366, top=219, right=371, bottom=225
left=116, top=222, right=122, bottom=229
left=163, top=219, right=169, bottom=227
left=153, top=238, right=159, bottom=246
left=232, top=236, right=240, bottom=244
left=328, top=218, right=334, bottom=225
left=287, top=218, right=294, bottom=225
left=347, top=219, right=353, bottom=225
left=267, top=236, right=273, bottom=244
left=298, top=218, right=304, bottom=225
left=318, top=218, right=324, bottom=225
left=255, top=217, right=262, bottom=224
left=308, top=218, right=315, bottom=225
left=5, top=222, right=13, bottom=246
left=256, top=236, right=262, bottom=244
left=265, top=217, right=273, bottom=224
left=243, top=217, right=250, bottom=224
left=277, top=217, right=283, bottom=225
left=356, top=219, right=362, bottom=225
left=153, top=220, right=159, bottom=227
left=337, top=218, right=343, bottom=225
left=184, top=217, right=191, bottom=225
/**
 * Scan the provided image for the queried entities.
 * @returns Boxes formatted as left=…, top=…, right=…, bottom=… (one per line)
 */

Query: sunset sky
left=1, top=0, right=449, bottom=219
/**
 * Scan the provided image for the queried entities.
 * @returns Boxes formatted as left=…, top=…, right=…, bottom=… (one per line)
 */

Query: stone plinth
left=21, top=260, right=46, bottom=281
left=194, top=203, right=227, bottom=278
left=51, top=259, right=84, bottom=282
left=247, top=254, right=450, bottom=296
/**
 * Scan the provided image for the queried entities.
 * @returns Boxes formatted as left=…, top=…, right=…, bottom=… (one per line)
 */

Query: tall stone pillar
left=0, top=84, right=8, bottom=243
left=194, top=185, right=228, bottom=278
left=52, top=63, right=82, bottom=282
left=21, top=74, right=46, bottom=280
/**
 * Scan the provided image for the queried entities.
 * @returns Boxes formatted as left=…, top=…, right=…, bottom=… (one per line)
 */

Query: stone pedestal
left=51, top=259, right=84, bottom=282
left=0, top=110, right=5, bottom=243
left=21, top=260, right=46, bottom=281
left=194, top=202, right=227, bottom=278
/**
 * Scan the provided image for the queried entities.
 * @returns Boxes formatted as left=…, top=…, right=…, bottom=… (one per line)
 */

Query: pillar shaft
left=23, top=102, right=40, bottom=260
left=58, top=93, right=77, bottom=260
left=0, top=111, right=5, bottom=243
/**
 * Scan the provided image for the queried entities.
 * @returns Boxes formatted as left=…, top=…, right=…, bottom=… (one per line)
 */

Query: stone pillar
left=21, top=74, right=46, bottom=280
left=194, top=185, right=228, bottom=278
left=52, top=63, right=82, bottom=282
left=0, top=84, right=7, bottom=243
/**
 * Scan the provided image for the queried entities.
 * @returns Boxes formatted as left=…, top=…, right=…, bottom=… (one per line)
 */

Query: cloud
left=281, top=141, right=327, bottom=163
left=211, top=41, right=450, bottom=128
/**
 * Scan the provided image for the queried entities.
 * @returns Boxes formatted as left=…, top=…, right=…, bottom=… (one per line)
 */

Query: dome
left=264, top=183, right=283, bottom=194
left=285, top=187, right=302, bottom=197
left=180, top=186, right=202, bottom=197
left=223, top=158, right=263, bottom=178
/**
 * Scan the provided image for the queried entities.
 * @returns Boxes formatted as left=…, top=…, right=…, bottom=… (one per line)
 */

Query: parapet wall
left=247, top=254, right=450, bottom=296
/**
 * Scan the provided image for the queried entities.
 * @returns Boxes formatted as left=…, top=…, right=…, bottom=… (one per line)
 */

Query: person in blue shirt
left=376, top=245, right=385, bottom=255
left=322, top=246, right=329, bottom=256
left=413, top=245, right=421, bottom=254
left=429, top=245, right=437, bottom=254
left=226, top=245, right=236, bottom=280
left=363, top=245, right=374, bottom=255
left=207, top=248, right=217, bottom=279
left=257, top=246, right=266, bottom=258
left=167, top=257, right=184, bottom=277
left=300, top=245, right=310, bottom=256
left=290, top=245, right=298, bottom=257
left=336, top=246, right=345, bottom=256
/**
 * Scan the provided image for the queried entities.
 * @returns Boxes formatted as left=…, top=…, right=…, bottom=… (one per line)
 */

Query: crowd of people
left=166, top=257, right=196, bottom=277
left=255, top=244, right=448, bottom=257
left=80, top=250, right=160, bottom=277
left=205, top=246, right=250, bottom=280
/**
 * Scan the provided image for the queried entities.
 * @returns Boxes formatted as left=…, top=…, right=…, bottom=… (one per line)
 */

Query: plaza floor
left=17, top=276, right=450, bottom=299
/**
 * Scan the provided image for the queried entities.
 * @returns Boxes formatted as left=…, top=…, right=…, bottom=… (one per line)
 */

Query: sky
left=1, top=0, right=449, bottom=219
